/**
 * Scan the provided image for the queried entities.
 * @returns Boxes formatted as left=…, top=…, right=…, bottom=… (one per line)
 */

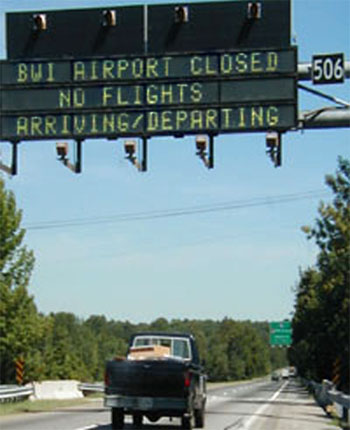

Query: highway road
left=0, top=379, right=336, bottom=430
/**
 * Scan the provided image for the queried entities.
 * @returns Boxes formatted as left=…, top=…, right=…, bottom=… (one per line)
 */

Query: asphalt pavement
left=0, top=379, right=339, bottom=430
left=244, top=379, right=338, bottom=430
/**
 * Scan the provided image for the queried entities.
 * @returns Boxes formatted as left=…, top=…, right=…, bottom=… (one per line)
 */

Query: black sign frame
left=6, top=0, right=291, bottom=60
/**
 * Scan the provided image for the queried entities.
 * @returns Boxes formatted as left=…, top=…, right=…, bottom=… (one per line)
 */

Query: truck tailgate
left=105, top=359, right=189, bottom=397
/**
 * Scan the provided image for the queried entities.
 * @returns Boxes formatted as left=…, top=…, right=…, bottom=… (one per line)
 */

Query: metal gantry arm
left=298, top=83, right=350, bottom=108
left=297, top=60, right=350, bottom=129
left=264, top=58, right=350, bottom=167
left=299, top=107, right=350, bottom=130
left=297, top=61, right=350, bottom=81
left=297, top=89, right=350, bottom=130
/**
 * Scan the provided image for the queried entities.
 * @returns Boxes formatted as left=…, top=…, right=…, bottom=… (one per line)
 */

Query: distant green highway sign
left=269, top=321, right=292, bottom=346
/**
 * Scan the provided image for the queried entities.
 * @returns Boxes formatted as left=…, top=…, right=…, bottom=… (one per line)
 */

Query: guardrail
left=305, top=379, right=350, bottom=424
left=328, top=389, right=350, bottom=423
left=78, top=382, right=104, bottom=394
left=0, top=382, right=104, bottom=402
left=0, top=385, right=34, bottom=402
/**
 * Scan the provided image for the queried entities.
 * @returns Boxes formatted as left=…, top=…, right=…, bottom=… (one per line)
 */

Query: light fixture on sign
left=56, top=142, right=69, bottom=161
left=33, top=14, right=47, bottom=31
left=102, top=10, right=117, bottom=27
left=266, top=131, right=282, bottom=167
left=196, top=135, right=208, bottom=154
left=124, top=140, right=140, bottom=170
left=124, top=139, right=148, bottom=172
left=195, top=135, right=214, bottom=169
left=174, top=6, right=189, bottom=23
left=124, top=140, right=137, bottom=157
left=247, top=2, right=262, bottom=20
left=56, top=141, right=82, bottom=173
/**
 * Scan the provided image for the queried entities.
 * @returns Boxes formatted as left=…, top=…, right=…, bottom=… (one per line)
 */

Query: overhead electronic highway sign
left=1, top=0, right=299, bottom=176
left=0, top=48, right=297, bottom=141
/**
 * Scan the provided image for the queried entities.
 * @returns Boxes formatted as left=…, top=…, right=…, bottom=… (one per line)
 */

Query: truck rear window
left=132, top=336, right=191, bottom=360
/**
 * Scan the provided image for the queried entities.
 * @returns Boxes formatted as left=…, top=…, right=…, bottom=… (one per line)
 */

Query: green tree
left=42, top=313, right=91, bottom=380
left=290, top=268, right=321, bottom=379
left=223, top=320, right=270, bottom=380
left=0, top=178, right=43, bottom=383
left=84, top=315, right=128, bottom=379
left=291, top=157, right=350, bottom=391
left=206, top=341, right=229, bottom=381
left=0, top=179, right=34, bottom=288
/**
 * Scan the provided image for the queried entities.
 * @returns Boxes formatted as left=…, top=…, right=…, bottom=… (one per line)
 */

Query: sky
left=0, top=0, right=349, bottom=324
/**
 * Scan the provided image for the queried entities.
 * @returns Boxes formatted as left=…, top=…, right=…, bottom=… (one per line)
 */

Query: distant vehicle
left=289, top=366, right=297, bottom=377
left=271, top=371, right=281, bottom=381
left=104, top=332, right=207, bottom=429
left=281, top=368, right=289, bottom=379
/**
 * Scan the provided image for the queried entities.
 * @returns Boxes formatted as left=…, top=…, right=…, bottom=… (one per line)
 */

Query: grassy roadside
left=0, top=394, right=103, bottom=417
left=207, top=375, right=269, bottom=391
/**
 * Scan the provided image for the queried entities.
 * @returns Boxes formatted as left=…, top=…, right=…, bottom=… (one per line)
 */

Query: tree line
left=0, top=286, right=288, bottom=383
left=0, top=288, right=288, bottom=383
left=289, top=157, right=349, bottom=393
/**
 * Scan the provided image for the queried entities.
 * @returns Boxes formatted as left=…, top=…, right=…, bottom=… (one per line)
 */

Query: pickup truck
left=104, top=332, right=206, bottom=429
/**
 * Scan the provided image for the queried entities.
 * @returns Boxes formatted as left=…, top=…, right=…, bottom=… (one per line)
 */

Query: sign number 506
left=312, top=53, right=344, bottom=84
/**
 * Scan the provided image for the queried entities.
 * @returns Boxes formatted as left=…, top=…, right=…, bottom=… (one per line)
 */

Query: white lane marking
left=73, top=425, right=98, bottom=430
left=240, top=381, right=288, bottom=429
left=207, top=394, right=223, bottom=405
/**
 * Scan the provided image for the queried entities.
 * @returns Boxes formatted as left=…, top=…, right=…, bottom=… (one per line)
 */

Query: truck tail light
left=104, top=371, right=110, bottom=387
left=184, top=372, right=191, bottom=387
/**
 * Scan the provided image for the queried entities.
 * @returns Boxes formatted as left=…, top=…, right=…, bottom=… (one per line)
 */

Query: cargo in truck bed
left=128, top=345, right=171, bottom=360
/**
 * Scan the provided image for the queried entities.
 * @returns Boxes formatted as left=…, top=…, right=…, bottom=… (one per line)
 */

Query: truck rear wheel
left=181, top=414, right=193, bottom=430
left=194, top=405, right=205, bottom=428
left=112, top=408, right=124, bottom=429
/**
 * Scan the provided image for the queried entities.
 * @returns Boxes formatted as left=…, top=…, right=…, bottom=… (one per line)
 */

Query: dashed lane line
left=238, top=380, right=289, bottom=429
left=73, top=425, right=99, bottom=430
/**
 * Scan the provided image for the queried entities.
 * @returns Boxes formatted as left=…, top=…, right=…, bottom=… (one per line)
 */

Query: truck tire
left=133, top=412, right=143, bottom=427
left=194, top=405, right=205, bottom=428
left=112, top=408, right=124, bottom=429
left=181, top=414, right=193, bottom=430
